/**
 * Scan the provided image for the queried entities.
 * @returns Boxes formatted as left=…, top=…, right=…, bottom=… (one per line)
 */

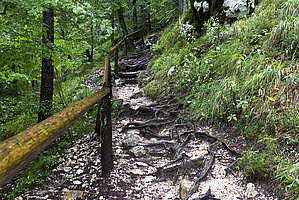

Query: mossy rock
left=183, top=0, right=225, bottom=32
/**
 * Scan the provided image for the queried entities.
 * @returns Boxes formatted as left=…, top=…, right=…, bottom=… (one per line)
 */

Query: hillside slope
left=145, top=0, right=298, bottom=198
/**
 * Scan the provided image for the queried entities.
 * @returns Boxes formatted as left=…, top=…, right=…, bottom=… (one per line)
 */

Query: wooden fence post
left=124, top=39, right=127, bottom=56
left=95, top=59, right=113, bottom=177
left=114, top=47, right=119, bottom=76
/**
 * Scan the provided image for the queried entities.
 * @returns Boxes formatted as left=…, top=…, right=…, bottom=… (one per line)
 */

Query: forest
left=0, top=0, right=298, bottom=199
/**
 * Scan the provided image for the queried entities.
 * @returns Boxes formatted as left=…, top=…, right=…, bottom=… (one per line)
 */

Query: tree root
left=192, top=188, right=221, bottom=200
left=195, top=131, right=243, bottom=155
left=184, top=142, right=217, bottom=200
left=157, top=156, right=205, bottom=175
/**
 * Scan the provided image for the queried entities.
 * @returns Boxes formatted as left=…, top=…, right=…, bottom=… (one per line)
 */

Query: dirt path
left=19, top=44, right=279, bottom=200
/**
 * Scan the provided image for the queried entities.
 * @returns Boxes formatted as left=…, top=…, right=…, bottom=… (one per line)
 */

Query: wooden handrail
left=0, top=87, right=110, bottom=187
left=0, top=29, right=144, bottom=187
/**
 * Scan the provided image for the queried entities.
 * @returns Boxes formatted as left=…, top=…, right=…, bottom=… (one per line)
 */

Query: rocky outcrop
left=181, top=0, right=257, bottom=35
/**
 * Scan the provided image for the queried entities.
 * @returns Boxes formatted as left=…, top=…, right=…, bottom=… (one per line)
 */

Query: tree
left=38, top=8, right=54, bottom=122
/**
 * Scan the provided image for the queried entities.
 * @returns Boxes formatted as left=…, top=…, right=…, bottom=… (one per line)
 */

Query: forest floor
left=18, top=44, right=280, bottom=200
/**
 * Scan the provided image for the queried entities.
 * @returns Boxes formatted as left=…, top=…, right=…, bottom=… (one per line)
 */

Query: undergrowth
left=146, top=0, right=298, bottom=198
left=0, top=55, right=106, bottom=199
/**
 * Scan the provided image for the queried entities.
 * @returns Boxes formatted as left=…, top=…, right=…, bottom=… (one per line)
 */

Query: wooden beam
left=0, top=87, right=110, bottom=187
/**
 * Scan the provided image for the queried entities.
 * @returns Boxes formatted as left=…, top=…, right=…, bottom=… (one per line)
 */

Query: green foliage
left=148, top=0, right=298, bottom=196
left=238, top=150, right=276, bottom=181
left=276, top=163, right=299, bottom=200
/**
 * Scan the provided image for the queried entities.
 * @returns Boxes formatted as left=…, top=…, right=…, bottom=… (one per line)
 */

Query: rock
left=129, top=169, right=144, bottom=175
left=62, top=190, right=84, bottom=200
left=116, top=148, right=122, bottom=154
left=76, top=169, right=84, bottom=175
left=178, top=179, right=192, bottom=199
left=194, top=1, right=209, bottom=13
left=130, top=146, right=146, bottom=157
left=142, top=176, right=155, bottom=183
left=130, top=91, right=143, bottom=99
left=223, top=0, right=255, bottom=19
left=127, top=129, right=140, bottom=135
left=14, top=197, right=23, bottom=200
left=73, top=180, right=82, bottom=185
left=122, top=132, right=141, bottom=147
left=244, top=183, right=259, bottom=199
left=135, top=162, right=148, bottom=167
left=63, top=167, right=72, bottom=173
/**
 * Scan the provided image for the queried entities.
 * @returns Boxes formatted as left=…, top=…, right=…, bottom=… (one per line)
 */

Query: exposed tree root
left=184, top=142, right=217, bottom=200
left=195, top=131, right=243, bottom=155
left=192, top=189, right=221, bottom=200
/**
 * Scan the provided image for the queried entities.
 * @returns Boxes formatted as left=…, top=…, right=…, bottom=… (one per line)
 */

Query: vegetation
left=0, top=0, right=179, bottom=198
left=147, top=0, right=298, bottom=198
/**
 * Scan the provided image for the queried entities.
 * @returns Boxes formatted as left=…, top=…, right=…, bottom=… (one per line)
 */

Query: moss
left=183, top=0, right=225, bottom=32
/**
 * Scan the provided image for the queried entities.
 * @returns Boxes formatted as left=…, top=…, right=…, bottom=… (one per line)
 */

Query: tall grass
left=147, top=0, right=298, bottom=198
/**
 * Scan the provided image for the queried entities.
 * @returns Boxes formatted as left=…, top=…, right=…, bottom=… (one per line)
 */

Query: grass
left=146, top=0, right=298, bottom=198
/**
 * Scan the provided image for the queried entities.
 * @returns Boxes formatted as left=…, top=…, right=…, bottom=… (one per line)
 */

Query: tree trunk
left=147, top=2, right=151, bottom=31
left=132, top=0, right=138, bottom=31
left=117, top=8, right=134, bottom=50
left=179, top=0, right=187, bottom=17
left=140, top=5, right=146, bottom=29
left=11, top=63, right=18, bottom=96
left=90, top=25, right=94, bottom=62
left=38, top=8, right=54, bottom=122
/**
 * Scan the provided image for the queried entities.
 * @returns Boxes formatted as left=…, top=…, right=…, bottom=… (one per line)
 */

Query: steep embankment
left=145, top=0, right=298, bottom=199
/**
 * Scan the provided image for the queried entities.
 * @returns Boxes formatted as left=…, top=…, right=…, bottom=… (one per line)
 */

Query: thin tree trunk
left=179, top=0, right=187, bottom=17
left=91, top=25, right=94, bottom=62
left=147, top=2, right=151, bottom=31
left=11, top=63, right=18, bottom=96
left=38, top=8, right=54, bottom=122
left=140, top=5, right=146, bottom=29
left=117, top=8, right=134, bottom=49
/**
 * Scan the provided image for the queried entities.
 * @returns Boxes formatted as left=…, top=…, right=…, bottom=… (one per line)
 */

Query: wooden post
left=114, top=47, right=119, bottom=76
left=95, top=57, right=113, bottom=177
left=124, top=39, right=127, bottom=56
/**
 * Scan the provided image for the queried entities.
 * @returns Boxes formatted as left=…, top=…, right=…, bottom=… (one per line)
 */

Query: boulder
left=223, top=0, right=255, bottom=19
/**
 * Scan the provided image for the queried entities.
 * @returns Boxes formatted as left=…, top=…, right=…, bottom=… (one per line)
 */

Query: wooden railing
left=0, top=29, right=144, bottom=187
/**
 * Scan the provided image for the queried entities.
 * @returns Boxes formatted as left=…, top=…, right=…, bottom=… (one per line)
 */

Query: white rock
left=63, top=167, right=72, bottom=173
left=127, top=129, right=140, bottom=135
left=76, top=169, right=84, bottom=175
left=135, top=162, right=148, bottom=167
left=123, top=132, right=141, bottom=147
left=194, top=1, right=209, bottom=13
left=245, top=183, right=259, bottom=199
left=223, top=0, right=255, bottom=19
left=142, top=176, right=155, bottom=183
left=179, top=179, right=193, bottom=199
left=73, top=180, right=82, bottom=185
left=129, top=169, right=144, bottom=175
left=116, top=148, right=122, bottom=154
left=130, top=146, right=146, bottom=157
left=62, top=188, right=70, bottom=192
